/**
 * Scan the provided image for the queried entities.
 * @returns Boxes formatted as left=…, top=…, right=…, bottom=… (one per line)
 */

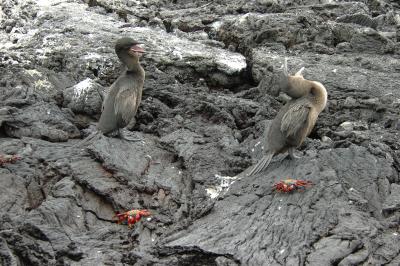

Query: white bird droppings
left=172, top=50, right=183, bottom=60
left=73, top=78, right=93, bottom=99
left=216, top=54, right=247, bottom=75
left=83, top=52, right=102, bottom=60
left=206, top=174, right=238, bottom=199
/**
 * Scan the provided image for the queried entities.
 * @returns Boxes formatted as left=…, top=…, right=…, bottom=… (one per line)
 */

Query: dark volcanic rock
left=164, top=146, right=397, bottom=265
left=0, top=0, right=399, bottom=265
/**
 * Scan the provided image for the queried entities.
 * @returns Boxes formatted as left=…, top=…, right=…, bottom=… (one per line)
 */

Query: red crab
left=113, top=209, right=151, bottom=228
left=273, top=179, right=313, bottom=193
left=0, top=154, right=21, bottom=166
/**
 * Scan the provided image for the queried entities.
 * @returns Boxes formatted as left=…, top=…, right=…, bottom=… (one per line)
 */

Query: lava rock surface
left=0, top=0, right=399, bottom=265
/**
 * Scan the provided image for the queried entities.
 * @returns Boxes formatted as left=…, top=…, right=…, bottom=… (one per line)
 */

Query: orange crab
left=0, top=154, right=21, bottom=166
left=113, top=209, right=151, bottom=228
left=273, top=179, right=313, bottom=193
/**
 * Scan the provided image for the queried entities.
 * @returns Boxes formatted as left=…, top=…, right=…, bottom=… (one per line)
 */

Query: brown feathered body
left=248, top=69, right=327, bottom=176
left=72, top=37, right=145, bottom=147
left=267, top=79, right=327, bottom=153
left=97, top=67, right=145, bottom=134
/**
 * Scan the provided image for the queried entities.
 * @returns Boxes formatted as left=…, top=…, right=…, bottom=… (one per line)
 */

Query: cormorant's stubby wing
left=280, top=98, right=311, bottom=138
left=114, top=88, right=138, bottom=126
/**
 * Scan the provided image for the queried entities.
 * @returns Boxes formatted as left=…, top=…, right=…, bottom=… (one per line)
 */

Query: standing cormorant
left=74, top=37, right=145, bottom=146
left=97, top=37, right=145, bottom=140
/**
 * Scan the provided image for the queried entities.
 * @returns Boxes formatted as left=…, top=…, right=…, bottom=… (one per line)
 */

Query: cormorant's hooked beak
left=281, top=57, right=304, bottom=77
left=129, top=44, right=145, bottom=57
left=294, top=67, right=305, bottom=77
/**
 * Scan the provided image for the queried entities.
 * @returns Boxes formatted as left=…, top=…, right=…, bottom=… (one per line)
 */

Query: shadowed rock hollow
left=0, top=0, right=399, bottom=265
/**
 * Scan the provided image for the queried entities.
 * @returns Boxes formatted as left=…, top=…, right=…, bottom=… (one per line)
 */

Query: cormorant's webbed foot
left=288, top=147, right=301, bottom=160
left=118, top=129, right=143, bottom=142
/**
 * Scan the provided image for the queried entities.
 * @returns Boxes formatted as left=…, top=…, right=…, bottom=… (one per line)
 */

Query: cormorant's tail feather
left=71, top=131, right=101, bottom=149
left=247, top=152, right=274, bottom=176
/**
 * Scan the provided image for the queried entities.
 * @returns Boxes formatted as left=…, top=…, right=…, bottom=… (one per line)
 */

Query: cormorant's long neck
left=286, top=76, right=327, bottom=111
left=286, top=76, right=311, bottom=98
left=126, top=64, right=142, bottom=74
left=310, top=81, right=327, bottom=112
left=118, top=52, right=144, bottom=76
left=124, top=59, right=145, bottom=81
left=125, top=57, right=141, bottom=72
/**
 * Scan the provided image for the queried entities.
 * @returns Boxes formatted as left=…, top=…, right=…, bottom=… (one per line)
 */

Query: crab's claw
left=139, top=210, right=151, bottom=217
left=127, top=216, right=136, bottom=228
left=113, top=211, right=128, bottom=223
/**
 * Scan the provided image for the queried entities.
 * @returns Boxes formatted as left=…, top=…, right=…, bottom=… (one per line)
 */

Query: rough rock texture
left=0, top=0, right=399, bottom=265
